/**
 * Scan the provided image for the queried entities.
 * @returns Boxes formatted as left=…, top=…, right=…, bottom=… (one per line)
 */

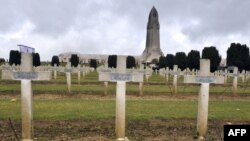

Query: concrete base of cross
left=22, top=139, right=33, bottom=141
left=116, top=137, right=129, bottom=141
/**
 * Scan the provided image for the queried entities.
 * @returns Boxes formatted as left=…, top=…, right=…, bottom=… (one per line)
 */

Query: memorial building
left=59, top=7, right=164, bottom=65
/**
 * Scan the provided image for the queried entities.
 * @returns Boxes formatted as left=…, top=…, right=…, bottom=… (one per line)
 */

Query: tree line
left=159, top=46, right=220, bottom=72
left=8, top=52, right=99, bottom=69
left=159, top=43, right=250, bottom=72
left=52, top=54, right=136, bottom=69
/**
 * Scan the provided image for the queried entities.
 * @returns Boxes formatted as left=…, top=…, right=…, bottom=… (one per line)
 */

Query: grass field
left=0, top=71, right=250, bottom=95
left=0, top=70, right=249, bottom=140
left=0, top=99, right=250, bottom=120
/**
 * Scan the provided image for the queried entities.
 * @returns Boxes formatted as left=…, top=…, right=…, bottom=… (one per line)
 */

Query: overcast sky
left=1, top=0, right=250, bottom=61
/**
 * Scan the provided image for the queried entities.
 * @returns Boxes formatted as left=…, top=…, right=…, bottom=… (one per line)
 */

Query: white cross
left=184, top=59, right=224, bottom=139
left=138, top=63, right=147, bottom=96
left=98, top=55, right=143, bottom=140
left=240, top=70, right=246, bottom=83
left=128, top=62, right=147, bottom=96
left=169, top=65, right=183, bottom=94
left=49, top=64, right=60, bottom=79
left=58, top=62, right=79, bottom=93
left=246, top=71, right=250, bottom=80
left=0, top=63, right=10, bottom=70
left=143, top=67, right=152, bottom=82
left=227, top=67, right=239, bottom=95
left=223, top=69, right=228, bottom=85
left=97, top=62, right=113, bottom=95
left=159, top=67, right=170, bottom=82
left=137, top=62, right=152, bottom=82
left=76, top=65, right=89, bottom=85
left=2, top=52, right=51, bottom=140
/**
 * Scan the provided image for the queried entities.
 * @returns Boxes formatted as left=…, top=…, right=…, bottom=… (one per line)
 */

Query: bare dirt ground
left=2, top=118, right=249, bottom=141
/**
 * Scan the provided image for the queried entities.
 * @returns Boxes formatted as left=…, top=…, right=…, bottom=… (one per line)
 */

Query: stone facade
left=58, top=52, right=108, bottom=64
left=58, top=52, right=141, bottom=64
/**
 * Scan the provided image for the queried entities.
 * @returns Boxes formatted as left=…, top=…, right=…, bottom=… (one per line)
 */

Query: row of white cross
left=2, top=62, right=92, bottom=94
left=1, top=53, right=249, bottom=141
left=159, top=65, right=249, bottom=95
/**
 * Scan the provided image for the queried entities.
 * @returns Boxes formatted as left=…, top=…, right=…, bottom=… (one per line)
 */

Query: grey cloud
left=180, top=0, right=250, bottom=41
left=1, top=0, right=250, bottom=60
left=0, top=0, right=83, bottom=36
left=22, top=0, right=81, bottom=36
left=0, top=1, right=26, bottom=33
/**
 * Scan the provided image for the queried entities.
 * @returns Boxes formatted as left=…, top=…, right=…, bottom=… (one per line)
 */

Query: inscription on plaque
left=111, top=73, right=132, bottom=81
left=14, top=72, right=38, bottom=80
left=195, top=76, right=215, bottom=83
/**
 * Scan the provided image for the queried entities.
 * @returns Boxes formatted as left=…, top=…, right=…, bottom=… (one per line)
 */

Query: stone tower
left=142, top=6, right=163, bottom=63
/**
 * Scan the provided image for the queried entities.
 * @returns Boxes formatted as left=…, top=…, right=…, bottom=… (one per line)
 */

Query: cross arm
left=184, top=75, right=224, bottom=84
left=99, top=72, right=143, bottom=82
left=1, top=70, right=51, bottom=80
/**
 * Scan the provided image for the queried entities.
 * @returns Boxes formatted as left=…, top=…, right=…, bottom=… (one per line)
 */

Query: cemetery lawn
left=1, top=71, right=250, bottom=95
left=0, top=97, right=249, bottom=120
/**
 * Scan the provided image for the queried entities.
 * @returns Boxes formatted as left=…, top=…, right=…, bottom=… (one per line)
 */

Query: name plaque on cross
left=99, top=72, right=143, bottom=82
left=184, top=75, right=224, bottom=84
left=14, top=72, right=38, bottom=80
left=111, top=73, right=132, bottom=81
left=195, top=76, right=215, bottom=83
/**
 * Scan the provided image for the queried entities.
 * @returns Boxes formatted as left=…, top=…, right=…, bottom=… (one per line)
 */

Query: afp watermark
left=224, top=125, right=250, bottom=141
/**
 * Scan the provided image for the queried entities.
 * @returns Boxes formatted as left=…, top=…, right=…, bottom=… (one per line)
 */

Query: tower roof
left=147, top=6, right=159, bottom=29
left=149, top=6, right=158, bottom=20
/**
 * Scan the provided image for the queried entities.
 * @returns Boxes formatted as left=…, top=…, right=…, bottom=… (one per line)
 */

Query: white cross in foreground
left=184, top=59, right=224, bottom=139
left=98, top=55, right=143, bottom=141
left=2, top=51, right=51, bottom=141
